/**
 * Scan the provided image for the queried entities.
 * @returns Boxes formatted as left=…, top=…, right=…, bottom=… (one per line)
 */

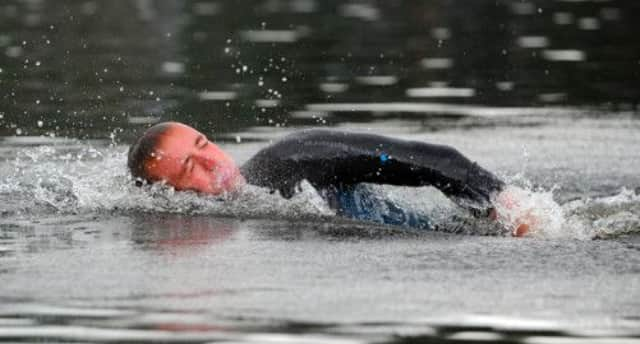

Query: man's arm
left=241, top=129, right=505, bottom=216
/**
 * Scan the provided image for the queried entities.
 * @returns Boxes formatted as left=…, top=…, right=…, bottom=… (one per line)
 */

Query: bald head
left=127, top=122, right=173, bottom=183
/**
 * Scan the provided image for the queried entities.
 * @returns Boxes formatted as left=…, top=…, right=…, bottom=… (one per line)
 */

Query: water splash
left=490, top=182, right=640, bottom=239
left=491, top=185, right=582, bottom=239
left=1, top=145, right=639, bottom=239
left=0, top=145, right=333, bottom=220
left=565, top=188, right=640, bottom=239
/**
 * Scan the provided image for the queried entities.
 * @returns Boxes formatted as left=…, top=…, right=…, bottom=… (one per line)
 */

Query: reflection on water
left=1, top=0, right=639, bottom=139
left=131, top=214, right=237, bottom=252
left=1, top=303, right=638, bottom=343
left=1, top=214, right=639, bottom=343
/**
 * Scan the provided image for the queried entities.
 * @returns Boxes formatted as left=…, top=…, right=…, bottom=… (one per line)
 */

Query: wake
left=1, top=145, right=639, bottom=239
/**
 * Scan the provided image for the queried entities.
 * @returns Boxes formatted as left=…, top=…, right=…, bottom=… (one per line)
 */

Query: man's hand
left=491, top=186, right=540, bottom=237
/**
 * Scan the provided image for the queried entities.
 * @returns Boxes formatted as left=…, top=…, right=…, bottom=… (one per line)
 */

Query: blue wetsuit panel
left=332, top=185, right=433, bottom=230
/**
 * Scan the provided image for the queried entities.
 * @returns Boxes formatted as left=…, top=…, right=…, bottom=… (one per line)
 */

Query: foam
left=1, top=145, right=639, bottom=239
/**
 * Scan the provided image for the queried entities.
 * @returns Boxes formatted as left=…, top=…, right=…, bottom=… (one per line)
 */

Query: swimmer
left=128, top=122, right=535, bottom=236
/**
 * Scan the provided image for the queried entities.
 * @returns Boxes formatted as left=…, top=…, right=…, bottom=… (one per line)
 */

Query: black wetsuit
left=241, top=129, right=504, bottom=228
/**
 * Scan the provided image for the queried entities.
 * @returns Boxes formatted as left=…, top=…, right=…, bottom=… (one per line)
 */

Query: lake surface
left=1, top=1, right=640, bottom=343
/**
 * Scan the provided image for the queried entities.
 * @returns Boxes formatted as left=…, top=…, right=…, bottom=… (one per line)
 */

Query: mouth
left=211, top=165, right=240, bottom=193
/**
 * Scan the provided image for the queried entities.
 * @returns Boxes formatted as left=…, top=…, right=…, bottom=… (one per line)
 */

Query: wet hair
left=127, top=122, right=173, bottom=185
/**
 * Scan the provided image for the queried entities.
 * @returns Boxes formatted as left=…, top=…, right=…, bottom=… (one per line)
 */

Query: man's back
left=241, top=129, right=504, bottom=217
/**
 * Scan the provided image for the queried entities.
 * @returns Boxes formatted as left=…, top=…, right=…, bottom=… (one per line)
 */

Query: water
left=2, top=115, right=640, bottom=343
left=1, top=1, right=640, bottom=343
left=2, top=0, right=640, bottom=139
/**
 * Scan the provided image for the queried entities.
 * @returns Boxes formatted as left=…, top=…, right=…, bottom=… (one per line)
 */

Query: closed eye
left=184, top=157, right=195, bottom=174
left=195, top=135, right=208, bottom=149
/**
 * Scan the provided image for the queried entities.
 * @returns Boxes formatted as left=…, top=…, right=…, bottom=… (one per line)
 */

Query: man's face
left=144, top=123, right=244, bottom=195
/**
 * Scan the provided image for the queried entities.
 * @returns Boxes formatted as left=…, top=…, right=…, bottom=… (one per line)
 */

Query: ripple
left=0, top=318, right=36, bottom=326
left=420, top=58, right=454, bottom=69
left=406, top=87, right=475, bottom=98
left=578, top=17, right=600, bottom=31
left=517, top=36, right=550, bottom=49
left=161, top=61, right=185, bottom=75
left=0, top=325, right=234, bottom=342
left=199, top=91, right=237, bottom=101
left=240, top=30, right=300, bottom=43
left=542, top=50, right=586, bottom=62
left=305, top=102, right=581, bottom=117
left=0, top=303, right=135, bottom=318
left=319, top=83, right=349, bottom=93
left=355, top=76, right=398, bottom=86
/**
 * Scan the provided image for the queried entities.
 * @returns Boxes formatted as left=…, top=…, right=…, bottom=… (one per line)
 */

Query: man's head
left=128, top=122, right=244, bottom=195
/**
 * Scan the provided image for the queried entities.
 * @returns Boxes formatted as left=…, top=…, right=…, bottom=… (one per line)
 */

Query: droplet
left=119, top=86, right=124, bottom=92
left=281, top=77, right=287, bottom=82
left=37, top=120, right=43, bottom=127
left=35, top=99, right=40, bottom=104
left=35, top=61, right=41, bottom=66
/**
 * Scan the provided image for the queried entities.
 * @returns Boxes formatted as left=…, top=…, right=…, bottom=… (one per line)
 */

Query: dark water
left=1, top=0, right=640, bottom=139
left=1, top=1, right=640, bottom=343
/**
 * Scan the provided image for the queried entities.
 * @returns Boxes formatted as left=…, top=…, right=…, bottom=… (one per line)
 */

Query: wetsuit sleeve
left=240, top=129, right=505, bottom=216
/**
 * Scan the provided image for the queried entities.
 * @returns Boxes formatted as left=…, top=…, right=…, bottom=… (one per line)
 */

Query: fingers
left=512, top=223, right=529, bottom=237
